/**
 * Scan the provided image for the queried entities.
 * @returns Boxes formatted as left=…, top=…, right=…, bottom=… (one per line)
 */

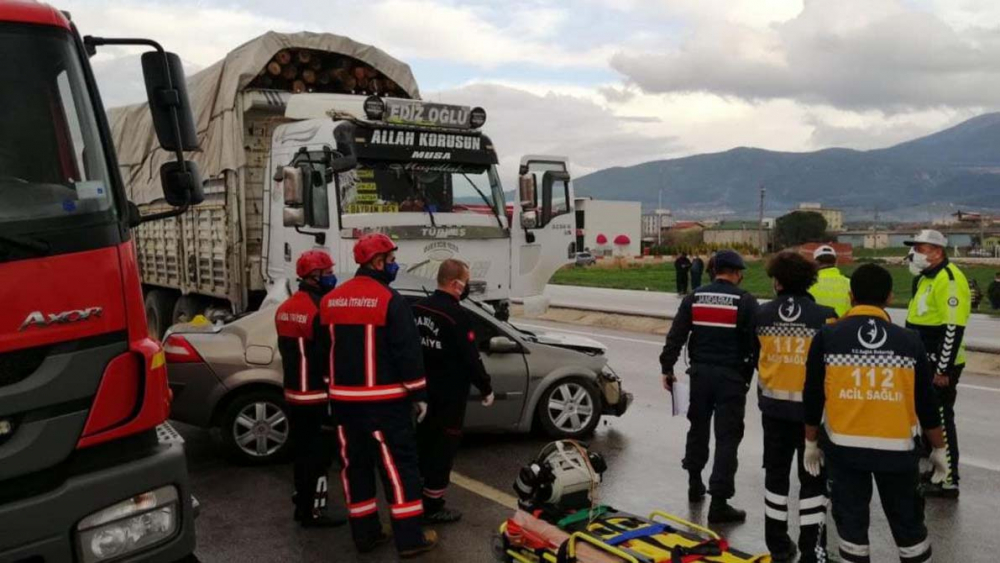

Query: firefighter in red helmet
left=321, top=234, right=438, bottom=557
left=275, top=249, right=345, bottom=527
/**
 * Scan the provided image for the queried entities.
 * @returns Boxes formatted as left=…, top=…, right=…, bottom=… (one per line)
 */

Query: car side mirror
left=141, top=51, right=198, bottom=152
left=488, top=336, right=520, bottom=354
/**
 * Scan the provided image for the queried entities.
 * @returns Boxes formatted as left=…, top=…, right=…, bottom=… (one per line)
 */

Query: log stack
left=249, top=48, right=409, bottom=98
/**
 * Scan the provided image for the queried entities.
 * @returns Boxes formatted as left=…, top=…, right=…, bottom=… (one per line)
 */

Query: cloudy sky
left=67, top=0, right=1000, bottom=181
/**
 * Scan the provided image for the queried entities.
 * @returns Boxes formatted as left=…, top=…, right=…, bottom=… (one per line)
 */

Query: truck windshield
left=0, top=25, right=114, bottom=228
left=340, top=162, right=504, bottom=220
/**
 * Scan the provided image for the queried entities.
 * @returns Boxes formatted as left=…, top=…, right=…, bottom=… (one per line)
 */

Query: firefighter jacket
left=906, top=259, right=971, bottom=373
left=804, top=306, right=940, bottom=471
left=753, top=292, right=837, bottom=421
left=319, top=269, right=427, bottom=404
left=412, top=290, right=493, bottom=404
left=275, top=284, right=330, bottom=405
left=660, top=279, right=758, bottom=380
left=808, top=267, right=851, bottom=317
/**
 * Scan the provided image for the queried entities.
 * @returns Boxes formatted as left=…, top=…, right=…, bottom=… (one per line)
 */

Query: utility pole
left=657, top=168, right=665, bottom=248
left=874, top=207, right=880, bottom=259
left=757, top=184, right=766, bottom=255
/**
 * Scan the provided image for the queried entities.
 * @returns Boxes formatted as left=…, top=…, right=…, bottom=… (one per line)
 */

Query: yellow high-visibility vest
left=809, top=267, right=851, bottom=317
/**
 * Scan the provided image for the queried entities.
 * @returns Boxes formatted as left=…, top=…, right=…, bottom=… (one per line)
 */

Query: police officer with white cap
left=904, top=229, right=971, bottom=499
left=809, top=245, right=851, bottom=317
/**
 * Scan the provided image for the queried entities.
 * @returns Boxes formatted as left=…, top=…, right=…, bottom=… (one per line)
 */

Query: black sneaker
left=688, top=474, right=706, bottom=503
left=399, top=530, right=439, bottom=558
left=707, top=500, right=747, bottom=524
left=357, top=530, right=392, bottom=553
left=771, top=544, right=797, bottom=563
left=921, top=481, right=960, bottom=499
left=424, top=507, right=463, bottom=524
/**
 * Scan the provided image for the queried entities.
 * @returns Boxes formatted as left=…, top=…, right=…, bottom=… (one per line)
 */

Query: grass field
left=552, top=260, right=1000, bottom=312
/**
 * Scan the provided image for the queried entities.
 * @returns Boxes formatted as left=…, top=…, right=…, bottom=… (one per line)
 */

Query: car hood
left=529, top=331, right=607, bottom=355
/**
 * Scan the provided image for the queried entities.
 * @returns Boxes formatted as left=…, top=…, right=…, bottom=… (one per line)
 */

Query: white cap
left=813, top=245, right=837, bottom=259
left=904, top=229, right=948, bottom=247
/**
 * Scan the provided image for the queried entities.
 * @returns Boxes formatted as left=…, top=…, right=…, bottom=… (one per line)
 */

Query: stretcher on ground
left=494, top=506, right=771, bottom=563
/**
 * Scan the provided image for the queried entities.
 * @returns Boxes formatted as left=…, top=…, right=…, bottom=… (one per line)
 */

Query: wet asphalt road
left=179, top=317, right=1000, bottom=562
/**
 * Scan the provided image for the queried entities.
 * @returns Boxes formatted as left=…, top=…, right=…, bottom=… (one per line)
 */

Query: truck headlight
left=76, top=485, right=180, bottom=562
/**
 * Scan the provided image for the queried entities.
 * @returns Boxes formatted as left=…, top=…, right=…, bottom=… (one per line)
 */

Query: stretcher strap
left=670, top=539, right=729, bottom=563
left=604, top=524, right=669, bottom=546
left=557, top=505, right=612, bottom=529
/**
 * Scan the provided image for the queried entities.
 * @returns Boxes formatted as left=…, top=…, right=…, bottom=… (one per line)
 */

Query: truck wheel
left=173, top=295, right=207, bottom=325
left=220, top=389, right=292, bottom=465
left=536, top=378, right=601, bottom=439
left=145, top=289, right=177, bottom=340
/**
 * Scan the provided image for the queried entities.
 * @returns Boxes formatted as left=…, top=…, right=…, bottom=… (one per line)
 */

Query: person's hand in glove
left=804, top=439, right=824, bottom=477
left=929, top=447, right=951, bottom=484
left=482, top=392, right=495, bottom=407
left=414, top=401, right=428, bottom=423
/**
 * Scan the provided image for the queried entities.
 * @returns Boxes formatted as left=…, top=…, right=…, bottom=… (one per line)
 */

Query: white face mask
left=908, top=249, right=931, bottom=276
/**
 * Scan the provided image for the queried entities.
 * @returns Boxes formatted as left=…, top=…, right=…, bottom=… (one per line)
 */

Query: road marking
left=515, top=322, right=661, bottom=346
left=450, top=471, right=518, bottom=509
left=960, top=456, right=1000, bottom=472
left=957, top=383, right=1000, bottom=393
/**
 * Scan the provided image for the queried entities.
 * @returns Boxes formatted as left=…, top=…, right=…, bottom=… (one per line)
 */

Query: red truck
left=0, top=1, right=203, bottom=560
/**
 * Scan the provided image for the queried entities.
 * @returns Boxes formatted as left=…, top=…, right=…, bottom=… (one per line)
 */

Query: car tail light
left=163, top=334, right=204, bottom=364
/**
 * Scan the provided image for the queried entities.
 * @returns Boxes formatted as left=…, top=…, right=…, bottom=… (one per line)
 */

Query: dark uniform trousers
left=290, top=403, right=331, bottom=515
left=828, top=460, right=930, bottom=563
left=335, top=403, right=424, bottom=550
left=762, top=416, right=828, bottom=562
left=416, top=398, right=468, bottom=511
left=683, top=364, right=747, bottom=499
left=932, top=364, right=963, bottom=484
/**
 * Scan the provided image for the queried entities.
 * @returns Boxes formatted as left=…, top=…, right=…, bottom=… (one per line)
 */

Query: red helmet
left=353, top=233, right=397, bottom=265
left=296, top=249, right=334, bottom=278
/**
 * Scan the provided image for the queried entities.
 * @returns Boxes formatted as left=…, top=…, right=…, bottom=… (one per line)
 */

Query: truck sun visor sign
left=385, top=99, right=471, bottom=129
left=355, top=127, right=498, bottom=166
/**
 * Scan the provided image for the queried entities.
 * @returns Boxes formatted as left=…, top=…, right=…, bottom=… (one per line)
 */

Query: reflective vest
left=823, top=306, right=921, bottom=452
left=906, top=261, right=970, bottom=369
left=756, top=294, right=837, bottom=420
left=809, top=267, right=851, bottom=317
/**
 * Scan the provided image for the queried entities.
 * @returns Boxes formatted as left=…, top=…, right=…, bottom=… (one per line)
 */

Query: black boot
left=707, top=498, right=746, bottom=524
left=688, top=472, right=706, bottom=503
left=770, top=543, right=798, bottom=563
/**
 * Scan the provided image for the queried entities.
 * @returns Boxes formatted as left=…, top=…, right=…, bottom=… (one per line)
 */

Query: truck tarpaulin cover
left=107, top=31, right=420, bottom=205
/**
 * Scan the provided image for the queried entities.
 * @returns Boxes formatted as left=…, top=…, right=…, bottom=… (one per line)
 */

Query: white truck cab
left=264, top=94, right=576, bottom=315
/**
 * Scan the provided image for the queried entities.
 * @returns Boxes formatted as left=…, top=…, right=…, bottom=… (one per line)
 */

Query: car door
left=462, top=305, right=530, bottom=431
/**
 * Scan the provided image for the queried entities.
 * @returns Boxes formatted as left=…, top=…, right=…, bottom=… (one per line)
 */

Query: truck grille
left=0, top=345, right=49, bottom=388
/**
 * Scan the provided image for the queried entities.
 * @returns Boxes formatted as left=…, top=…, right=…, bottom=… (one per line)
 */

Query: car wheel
left=536, top=378, right=601, bottom=439
left=220, top=390, right=292, bottom=465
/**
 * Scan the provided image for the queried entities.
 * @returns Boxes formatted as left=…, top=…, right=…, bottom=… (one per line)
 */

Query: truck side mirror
left=160, top=160, right=204, bottom=206
left=518, top=175, right=537, bottom=229
left=141, top=51, right=198, bottom=152
left=541, top=170, right=570, bottom=227
left=329, top=155, right=357, bottom=174
left=282, top=166, right=306, bottom=227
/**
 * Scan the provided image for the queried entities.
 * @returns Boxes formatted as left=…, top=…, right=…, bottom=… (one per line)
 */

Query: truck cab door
left=510, top=156, right=576, bottom=298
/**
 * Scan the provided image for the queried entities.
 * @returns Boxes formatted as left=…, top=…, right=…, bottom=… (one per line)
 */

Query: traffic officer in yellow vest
left=809, top=245, right=851, bottom=317
left=753, top=252, right=838, bottom=563
left=904, top=229, right=970, bottom=499
left=803, top=264, right=950, bottom=563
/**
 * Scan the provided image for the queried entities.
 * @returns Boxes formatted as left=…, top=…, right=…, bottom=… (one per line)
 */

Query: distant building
left=704, top=220, right=772, bottom=251
left=641, top=209, right=673, bottom=243
left=574, top=197, right=642, bottom=257
left=798, top=202, right=844, bottom=232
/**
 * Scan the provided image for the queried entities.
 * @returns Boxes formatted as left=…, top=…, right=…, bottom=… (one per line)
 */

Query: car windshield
left=0, top=24, right=114, bottom=229
left=340, top=161, right=504, bottom=219
left=462, top=296, right=539, bottom=340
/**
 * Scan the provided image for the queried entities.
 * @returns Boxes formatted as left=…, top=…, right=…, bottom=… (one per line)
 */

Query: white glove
left=482, top=392, right=495, bottom=407
left=929, top=447, right=951, bottom=484
left=804, top=439, right=824, bottom=477
left=415, top=401, right=428, bottom=423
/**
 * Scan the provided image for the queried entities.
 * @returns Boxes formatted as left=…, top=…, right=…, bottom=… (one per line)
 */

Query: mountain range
left=574, top=113, right=1000, bottom=221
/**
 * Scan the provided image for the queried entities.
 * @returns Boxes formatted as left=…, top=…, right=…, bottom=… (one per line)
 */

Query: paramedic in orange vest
left=274, top=249, right=345, bottom=527
left=803, top=264, right=949, bottom=563
left=753, top=252, right=837, bottom=563
left=320, top=234, right=438, bottom=558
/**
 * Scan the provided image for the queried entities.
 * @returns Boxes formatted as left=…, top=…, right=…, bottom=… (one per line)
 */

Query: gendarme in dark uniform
left=660, top=249, right=758, bottom=523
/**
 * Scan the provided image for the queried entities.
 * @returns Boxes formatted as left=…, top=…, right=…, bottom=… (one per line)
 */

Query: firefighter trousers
left=416, top=398, right=467, bottom=513
left=289, top=403, right=331, bottom=518
left=828, top=461, right=931, bottom=563
left=334, top=402, right=424, bottom=551
left=761, top=415, right=828, bottom=563
left=682, top=364, right=748, bottom=500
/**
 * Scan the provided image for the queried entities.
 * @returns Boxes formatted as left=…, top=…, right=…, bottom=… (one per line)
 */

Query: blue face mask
left=319, top=274, right=338, bottom=291
left=384, top=261, right=400, bottom=282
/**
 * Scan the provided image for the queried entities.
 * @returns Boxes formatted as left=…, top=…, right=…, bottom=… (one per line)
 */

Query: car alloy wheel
left=545, top=381, right=595, bottom=434
left=232, top=400, right=289, bottom=458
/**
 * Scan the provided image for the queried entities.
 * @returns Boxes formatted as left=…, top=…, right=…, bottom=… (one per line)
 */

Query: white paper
left=671, top=373, right=690, bottom=416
